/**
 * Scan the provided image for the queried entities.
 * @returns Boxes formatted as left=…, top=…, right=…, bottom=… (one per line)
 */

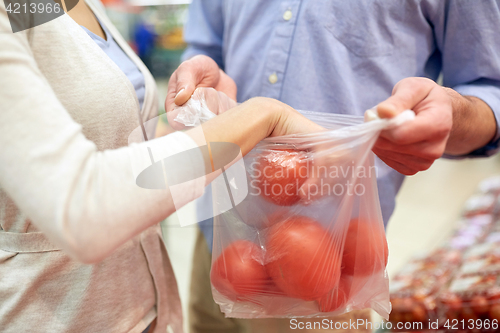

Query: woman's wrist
left=183, top=97, right=284, bottom=157
left=244, top=97, right=288, bottom=138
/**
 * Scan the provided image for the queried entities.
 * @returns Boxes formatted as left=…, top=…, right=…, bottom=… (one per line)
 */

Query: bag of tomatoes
left=173, top=89, right=415, bottom=319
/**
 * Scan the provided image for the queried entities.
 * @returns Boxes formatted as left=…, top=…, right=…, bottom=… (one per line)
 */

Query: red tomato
left=317, top=275, right=352, bottom=312
left=211, top=240, right=270, bottom=300
left=461, top=307, right=478, bottom=321
left=265, top=216, right=342, bottom=300
left=256, top=149, right=309, bottom=206
left=441, top=293, right=463, bottom=321
left=489, top=304, right=500, bottom=321
left=442, top=294, right=463, bottom=312
left=389, top=304, right=403, bottom=324
left=471, top=295, right=490, bottom=315
left=411, top=303, right=427, bottom=322
left=341, top=218, right=388, bottom=276
left=263, top=209, right=295, bottom=229
left=390, top=297, right=406, bottom=312
left=487, top=288, right=500, bottom=302
left=318, top=273, right=370, bottom=313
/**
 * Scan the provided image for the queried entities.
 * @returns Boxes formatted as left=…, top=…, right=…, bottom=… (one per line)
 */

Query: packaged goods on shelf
left=462, top=194, right=497, bottom=218
left=439, top=273, right=500, bottom=323
left=448, top=214, right=495, bottom=251
left=389, top=248, right=462, bottom=326
left=479, top=176, right=500, bottom=197
left=389, top=175, right=500, bottom=331
left=457, top=241, right=500, bottom=278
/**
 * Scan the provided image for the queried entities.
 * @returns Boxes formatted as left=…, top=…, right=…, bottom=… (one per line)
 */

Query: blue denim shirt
left=183, top=0, right=500, bottom=251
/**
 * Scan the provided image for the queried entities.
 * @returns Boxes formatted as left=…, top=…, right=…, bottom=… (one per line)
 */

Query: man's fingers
left=374, top=136, right=445, bottom=161
left=173, top=84, right=195, bottom=106
left=372, top=148, right=433, bottom=175
left=171, top=62, right=200, bottom=106
left=372, top=77, right=454, bottom=176
left=375, top=155, right=418, bottom=176
left=380, top=88, right=452, bottom=144
left=373, top=147, right=434, bottom=168
left=215, top=69, right=238, bottom=100
left=165, top=71, right=194, bottom=113
left=166, top=55, right=222, bottom=113
left=380, top=111, right=450, bottom=144
left=377, top=77, right=436, bottom=118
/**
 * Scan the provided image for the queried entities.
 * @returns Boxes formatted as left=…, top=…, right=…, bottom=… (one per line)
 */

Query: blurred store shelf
left=386, top=154, right=500, bottom=279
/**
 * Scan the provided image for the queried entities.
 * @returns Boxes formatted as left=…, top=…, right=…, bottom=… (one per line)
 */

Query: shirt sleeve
left=182, top=0, right=225, bottom=68
left=0, top=10, right=205, bottom=264
left=432, top=0, right=500, bottom=157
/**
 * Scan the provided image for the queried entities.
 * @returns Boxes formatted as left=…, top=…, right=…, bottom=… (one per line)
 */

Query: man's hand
left=165, top=55, right=237, bottom=123
left=170, top=87, right=238, bottom=130
left=374, top=77, right=497, bottom=175
left=373, top=77, right=453, bottom=175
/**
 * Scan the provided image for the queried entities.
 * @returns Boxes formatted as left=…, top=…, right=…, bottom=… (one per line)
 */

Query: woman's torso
left=0, top=2, right=179, bottom=332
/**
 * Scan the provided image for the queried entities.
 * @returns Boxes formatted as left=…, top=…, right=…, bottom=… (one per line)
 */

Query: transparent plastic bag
left=172, top=87, right=237, bottom=127
left=173, top=90, right=414, bottom=319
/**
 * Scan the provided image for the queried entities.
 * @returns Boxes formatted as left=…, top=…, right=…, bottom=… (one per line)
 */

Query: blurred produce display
left=101, top=0, right=188, bottom=78
left=388, top=175, right=500, bottom=332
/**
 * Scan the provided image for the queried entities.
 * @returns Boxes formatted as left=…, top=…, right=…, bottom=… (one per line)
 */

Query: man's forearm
left=444, top=88, right=497, bottom=156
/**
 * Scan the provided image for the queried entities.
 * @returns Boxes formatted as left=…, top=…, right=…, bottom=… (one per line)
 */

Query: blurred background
left=101, top=0, right=189, bottom=116
left=100, top=1, right=500, bottom=331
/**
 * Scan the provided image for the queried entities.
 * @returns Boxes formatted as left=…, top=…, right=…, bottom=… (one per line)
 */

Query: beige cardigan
left=0, top=1, right=205, bottom=332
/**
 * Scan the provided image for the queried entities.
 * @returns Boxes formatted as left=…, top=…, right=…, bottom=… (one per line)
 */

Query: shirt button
left=268, top=72, right=278, bottom=84
left=283, top=10, right=292, bottom=21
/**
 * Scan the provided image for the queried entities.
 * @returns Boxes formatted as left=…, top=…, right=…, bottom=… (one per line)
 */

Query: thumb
left=165, top=79, right=193, bottom=115
left=166, top=55, right=222, bottom=113
left=165, top=62, right=199, bottom=113
left=173, top=68, right=197, bottom=107
left=174, top=55, right=222, bottom=106
left=377, top=77, right=435, bottom=119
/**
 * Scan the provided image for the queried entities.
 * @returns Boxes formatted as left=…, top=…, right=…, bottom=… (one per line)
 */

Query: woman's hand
left=186, top=97, right=325, bottom=157
left=263, top=98, right=326, bottom=138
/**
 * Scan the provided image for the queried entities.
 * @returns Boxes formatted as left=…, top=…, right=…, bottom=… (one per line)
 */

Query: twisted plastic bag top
left=173, top=87, right=238, bottom=127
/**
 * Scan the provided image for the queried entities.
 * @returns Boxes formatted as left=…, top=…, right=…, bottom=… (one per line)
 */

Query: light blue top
left=183, top=0, right=500, bottom=250
left=81, top=21, right=145, bottom=110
